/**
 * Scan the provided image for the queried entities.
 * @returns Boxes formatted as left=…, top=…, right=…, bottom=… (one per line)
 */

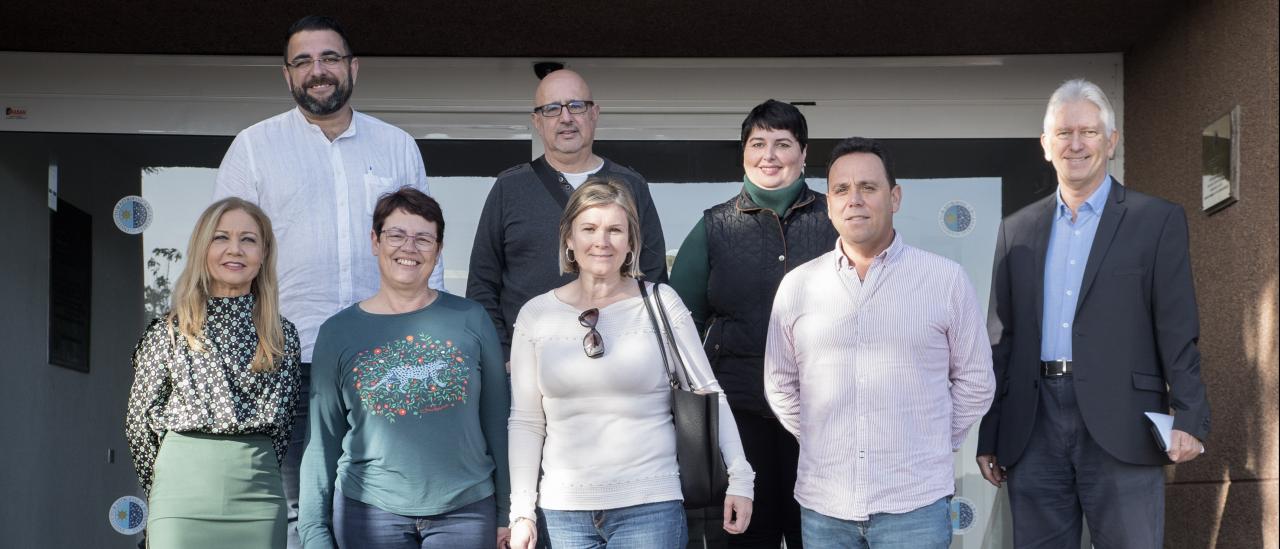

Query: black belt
left=1040, top=360, right=1073, bottom=377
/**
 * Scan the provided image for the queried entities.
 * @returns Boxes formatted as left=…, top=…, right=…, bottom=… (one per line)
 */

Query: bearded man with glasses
left=212, top=15, right=442, bottom=549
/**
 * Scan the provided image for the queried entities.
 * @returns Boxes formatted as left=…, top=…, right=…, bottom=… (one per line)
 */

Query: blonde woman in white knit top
left=507, top=177, right=754, bottom=549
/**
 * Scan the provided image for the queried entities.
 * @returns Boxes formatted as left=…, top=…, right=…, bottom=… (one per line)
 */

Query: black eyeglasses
left=533, top=100, right=595, bottom=118
left=579, top=308, right=604, bottom=358
left=285, top=55, right=353, bottom=71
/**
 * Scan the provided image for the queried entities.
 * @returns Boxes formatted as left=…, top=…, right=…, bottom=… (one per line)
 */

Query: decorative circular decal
left=108, top=495, right=147, bottom=535
left=950, top=496, right=976, bottom=534
left=939, top=200, right=975, bottom=238
left=113, top=195, right=153, bottom=234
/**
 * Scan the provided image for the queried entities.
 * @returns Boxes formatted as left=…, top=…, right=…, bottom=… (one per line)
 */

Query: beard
left=291, top=73, right=354, bottom=116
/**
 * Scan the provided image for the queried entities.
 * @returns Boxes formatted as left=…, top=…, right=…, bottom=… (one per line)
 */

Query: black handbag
left=638, top=280, right=730, bottom=509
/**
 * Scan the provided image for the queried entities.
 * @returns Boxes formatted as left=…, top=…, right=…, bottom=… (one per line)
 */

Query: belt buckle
left=1041, top=360, right=1071, bottom=377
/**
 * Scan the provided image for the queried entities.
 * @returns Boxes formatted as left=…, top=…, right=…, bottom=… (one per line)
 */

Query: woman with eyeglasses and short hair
left=507, top=177, right=755, bottom=549
left=126, top=197, right=301, bottom=548
left=298, top=187, right=510, bottom=549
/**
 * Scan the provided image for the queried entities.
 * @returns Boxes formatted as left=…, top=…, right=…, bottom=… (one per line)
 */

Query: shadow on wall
left=1167, top=274, right=1279, bottom=548
left=1234, top=276, right=1280, bottom=546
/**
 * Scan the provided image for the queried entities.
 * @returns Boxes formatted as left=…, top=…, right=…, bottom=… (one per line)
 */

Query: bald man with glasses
left=467, top=69, right=667, bottom=365
left=467, top=68, right=668, bottom=547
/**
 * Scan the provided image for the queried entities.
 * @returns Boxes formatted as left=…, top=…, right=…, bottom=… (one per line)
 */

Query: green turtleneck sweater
left=669, top=175, right=807, bottom=334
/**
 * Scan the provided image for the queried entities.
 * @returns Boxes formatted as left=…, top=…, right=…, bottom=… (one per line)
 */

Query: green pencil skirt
left=147, top=431, right=286, bottom=548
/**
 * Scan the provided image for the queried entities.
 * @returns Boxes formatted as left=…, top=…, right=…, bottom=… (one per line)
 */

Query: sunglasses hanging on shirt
left=579, top=308, right=604, bottom=358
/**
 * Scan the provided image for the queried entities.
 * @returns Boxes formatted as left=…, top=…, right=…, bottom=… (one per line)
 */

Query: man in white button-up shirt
left=211, top=16, right=441, bottom=549
left=764, top=137, right=994, bottom=548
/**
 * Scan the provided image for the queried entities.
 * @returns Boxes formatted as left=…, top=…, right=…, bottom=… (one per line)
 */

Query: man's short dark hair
left=285, top=15, right=353, bottom=58
left=740, top=99, right=808, bottom=149
left=827, top=137, right=897, bottom=187
left=373, top=187, right=445, bottom=242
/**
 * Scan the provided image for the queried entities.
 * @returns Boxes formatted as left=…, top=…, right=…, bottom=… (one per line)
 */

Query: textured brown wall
left=1125, top=0, right=1280, bottom=547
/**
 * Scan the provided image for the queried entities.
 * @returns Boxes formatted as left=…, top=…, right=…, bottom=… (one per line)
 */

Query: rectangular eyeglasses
left=533, top=100, right=595, bottom=117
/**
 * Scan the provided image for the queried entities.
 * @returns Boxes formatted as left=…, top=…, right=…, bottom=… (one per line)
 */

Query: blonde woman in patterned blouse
left=126, top=197, right=301, bottom=548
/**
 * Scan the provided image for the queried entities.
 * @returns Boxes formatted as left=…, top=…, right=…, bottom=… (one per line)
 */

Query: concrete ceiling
left=0, top=1, right=1174, bottom=58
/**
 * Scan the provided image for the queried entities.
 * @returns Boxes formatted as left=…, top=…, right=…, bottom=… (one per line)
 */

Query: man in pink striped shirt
left=764, top=137, right=995, bottom=548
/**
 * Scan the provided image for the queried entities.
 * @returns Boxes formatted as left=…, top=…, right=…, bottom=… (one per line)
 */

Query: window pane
left=141, top=167, right=217, bottom=319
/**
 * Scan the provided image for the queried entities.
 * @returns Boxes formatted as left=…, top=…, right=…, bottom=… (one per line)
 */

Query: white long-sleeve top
left=213, top=107, right=443, bottom=362
left=764, top=234, right=994, bottom=521
left=508, top=282, right=754, bottom=523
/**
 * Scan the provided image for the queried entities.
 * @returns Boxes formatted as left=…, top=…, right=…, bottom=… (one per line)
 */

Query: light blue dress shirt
left=1041, top=176, right=1112, bottom=361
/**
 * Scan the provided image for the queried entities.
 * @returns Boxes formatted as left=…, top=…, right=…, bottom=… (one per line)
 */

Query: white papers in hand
left=1144, top=412, right=1174, bottom=451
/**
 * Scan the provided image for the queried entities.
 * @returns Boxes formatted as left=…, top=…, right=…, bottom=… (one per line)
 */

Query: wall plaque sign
left=1201, top=106, right=1240, bottom=214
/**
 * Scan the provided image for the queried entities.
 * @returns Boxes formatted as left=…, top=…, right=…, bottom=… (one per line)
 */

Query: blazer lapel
left=1031, top=196, right=1056, bottom=334
left=1077, top=180, right=1127, bottom=311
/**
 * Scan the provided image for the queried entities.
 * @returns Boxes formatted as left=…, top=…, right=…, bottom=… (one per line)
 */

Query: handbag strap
left=637, top=279, right=680, bottom=389
left=530, top=156, right=570, bottom=209
left=650, top=282, right=693, bottom=389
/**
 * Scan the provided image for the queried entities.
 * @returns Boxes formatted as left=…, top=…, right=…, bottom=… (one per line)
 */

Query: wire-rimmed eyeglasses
left=533, top=100, right=595, bottom=118
left=379, top=229, right=438, bottom=250
left=579, top=308, right=604, bottom=358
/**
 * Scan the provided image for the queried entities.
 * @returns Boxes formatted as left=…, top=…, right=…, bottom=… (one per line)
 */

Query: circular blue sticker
left=950, top=496, right=976, bottom=534
left=113, top=195, right=153, bottom=234
left=939, top=200, right=975, bottom=237
left=109, top=495, right=147, bottom=535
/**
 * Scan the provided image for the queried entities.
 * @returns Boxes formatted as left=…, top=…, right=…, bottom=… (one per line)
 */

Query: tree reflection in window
left=144, top=247, right=182, bottom=321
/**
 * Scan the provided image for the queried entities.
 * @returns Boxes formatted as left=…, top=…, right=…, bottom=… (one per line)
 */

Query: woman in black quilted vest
left=670, top=99, right=838, bottom=549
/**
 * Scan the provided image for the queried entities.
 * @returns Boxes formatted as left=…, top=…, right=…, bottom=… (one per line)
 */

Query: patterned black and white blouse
left=125, top=294, right=301, bottom=495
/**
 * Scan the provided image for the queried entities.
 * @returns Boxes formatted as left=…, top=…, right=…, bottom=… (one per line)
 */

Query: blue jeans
left=800, top=497, right=951, bottom=549
left=542, top=500, right=688, bottom=549
left=333, top=494, right=496, bottom=549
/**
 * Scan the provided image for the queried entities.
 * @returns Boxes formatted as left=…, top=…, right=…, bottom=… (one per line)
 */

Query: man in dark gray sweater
left=466, top=69, right=668, bottom=364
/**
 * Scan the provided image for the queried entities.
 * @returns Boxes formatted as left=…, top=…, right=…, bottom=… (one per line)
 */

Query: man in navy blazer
left=975, top=79, right=1210, bottom=549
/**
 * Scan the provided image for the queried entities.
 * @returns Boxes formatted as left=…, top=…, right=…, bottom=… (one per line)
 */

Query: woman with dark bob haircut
left=299, top=187, right=511, bottom=549
left=669, top=99, right=838, bottom=548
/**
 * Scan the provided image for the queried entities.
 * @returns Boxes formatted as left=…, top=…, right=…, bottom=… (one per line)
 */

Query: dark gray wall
left=0, top=133, right=145, bottom=548
left=1125, top=0, right=1280, bottom=546
left=0, top=1, right=1173, bottom=57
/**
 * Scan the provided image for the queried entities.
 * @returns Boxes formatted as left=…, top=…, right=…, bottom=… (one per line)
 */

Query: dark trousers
left=283, top=362, right=310, bottom=549
left=1006, top=376, right=1165, bottom=549
left=688, top=412, right=803, bottom=549
left=686, top=506, right=727, bottom=549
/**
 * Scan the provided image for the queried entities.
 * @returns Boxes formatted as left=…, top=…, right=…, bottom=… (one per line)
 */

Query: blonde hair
left=169, top=198, right=285, bottom=372
left=558, top=177, right=643, bottom=279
